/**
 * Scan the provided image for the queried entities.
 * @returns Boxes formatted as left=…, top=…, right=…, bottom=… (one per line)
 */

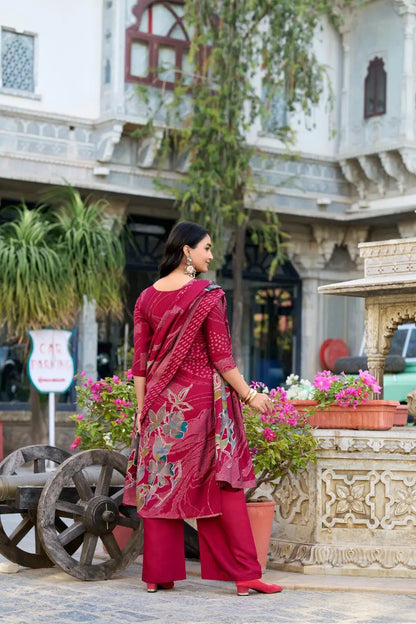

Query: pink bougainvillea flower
left=76, top=413, right=84, bottom=420
left=70, top=436, right=82, bottom=450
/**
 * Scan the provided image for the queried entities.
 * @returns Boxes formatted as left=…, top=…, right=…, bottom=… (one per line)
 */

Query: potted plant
left=70, top=369, right=136, bottom=452
left=285, top=369, right=399, bottom=430
left=242, top=383, right=318, bottom=569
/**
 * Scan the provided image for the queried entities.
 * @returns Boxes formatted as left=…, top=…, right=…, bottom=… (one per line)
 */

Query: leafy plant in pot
left=242, top=383, right=318, bottom=568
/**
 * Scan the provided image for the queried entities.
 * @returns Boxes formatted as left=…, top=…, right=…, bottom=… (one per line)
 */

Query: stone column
left=77, top=296, right=98, bottom=381
left=395, top=1, right=416, bottom=140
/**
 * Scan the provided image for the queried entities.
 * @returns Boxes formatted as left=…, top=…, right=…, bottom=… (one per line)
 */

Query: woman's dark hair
left=159, top=221, right=209, bottom=278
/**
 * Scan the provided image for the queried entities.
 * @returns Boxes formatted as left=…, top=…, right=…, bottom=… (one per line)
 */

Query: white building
left=0, top=0, right=415, bottom=410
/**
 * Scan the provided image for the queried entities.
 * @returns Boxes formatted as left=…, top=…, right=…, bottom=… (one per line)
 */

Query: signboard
left=28, top=329, right=74, bottom=394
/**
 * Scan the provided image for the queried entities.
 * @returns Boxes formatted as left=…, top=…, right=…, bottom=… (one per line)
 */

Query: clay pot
left=292, top=399, right=398, bottom=430
left=394, top=404, right=408, bottom=426
left=246, top=500, right=276, bottom=571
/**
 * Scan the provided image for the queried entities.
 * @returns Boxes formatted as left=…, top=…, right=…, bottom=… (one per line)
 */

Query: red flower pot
left=246, top=500, right=276, bottom=571
left=394, top=404, right=408, bottom=426
left=292, top=400, right=397, bottom=430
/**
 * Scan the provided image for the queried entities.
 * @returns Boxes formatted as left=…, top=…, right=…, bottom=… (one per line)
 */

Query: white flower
left=285, top=374, right=299, bottom=386
left=285, top=375, right=313, bottom=400
left=103, top=432, right=114, bottom=449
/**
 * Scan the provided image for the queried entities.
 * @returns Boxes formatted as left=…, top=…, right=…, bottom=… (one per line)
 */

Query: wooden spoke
left=54, top=517, right=69, bottom=533
left=95, top=464, right=114, bottom=497
left=80, top=533, right=99, bottom=565
left=72, top=471, right=94, bottom=501
left=100, top=532, right=122, bottom=560
left=57, top=521, right=85, bottom=547
left=34, top=458, right=46, bottom=473
left=9, top=516, right=33, bottom=546
left=110, top=488, right=124, bottom=505
left=55, top=500, right=84, bottom=516
left=116, top=516, right=139, bottom=529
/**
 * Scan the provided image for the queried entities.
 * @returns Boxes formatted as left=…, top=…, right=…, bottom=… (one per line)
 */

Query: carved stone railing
left=269, top=429, right=416, bottom=577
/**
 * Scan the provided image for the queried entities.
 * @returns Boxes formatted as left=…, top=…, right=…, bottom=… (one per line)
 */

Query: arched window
left=364, top=57, right=386, bottom=119
left=125, top=0, right=191, bottom=88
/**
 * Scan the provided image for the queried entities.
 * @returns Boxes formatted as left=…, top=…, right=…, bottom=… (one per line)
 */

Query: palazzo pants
left=142, top=488, right=261, bottom=583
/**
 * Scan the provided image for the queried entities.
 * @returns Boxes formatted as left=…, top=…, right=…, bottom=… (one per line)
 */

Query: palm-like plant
left=0, top=205, right=74, bottom=341
left=43, top=186, right=125, bottom=318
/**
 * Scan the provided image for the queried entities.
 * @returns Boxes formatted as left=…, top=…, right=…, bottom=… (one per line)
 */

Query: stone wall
left=0, top=410, right=75, bottom=460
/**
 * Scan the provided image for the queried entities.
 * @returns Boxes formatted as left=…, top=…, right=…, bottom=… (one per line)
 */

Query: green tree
left=140, top=0, right=351, bottom=366
left=0, top=188, right=126, bottom=442
left=43, top=185, right=125, bottom=319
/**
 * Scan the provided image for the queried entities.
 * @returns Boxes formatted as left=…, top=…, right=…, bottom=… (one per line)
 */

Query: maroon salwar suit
left=124, top=279, right=261, bottom=582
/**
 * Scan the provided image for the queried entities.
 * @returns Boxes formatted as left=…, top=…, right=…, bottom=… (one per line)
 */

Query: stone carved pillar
left=364, top=299, right=387, bottom=397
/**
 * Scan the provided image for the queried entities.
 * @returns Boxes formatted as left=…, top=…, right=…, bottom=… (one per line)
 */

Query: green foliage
left=42, top=185, right=125, bottom=318
left=242, top=384, right=317, bottom=501
left=0, top=186, right=126, bottom=341
left=70, top=370, right=137, bottom=452
left=0, top=205, right=74, bottom=340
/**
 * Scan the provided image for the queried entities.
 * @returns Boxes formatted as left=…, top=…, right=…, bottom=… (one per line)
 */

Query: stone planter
left=293, top=400, right=397, bottom=430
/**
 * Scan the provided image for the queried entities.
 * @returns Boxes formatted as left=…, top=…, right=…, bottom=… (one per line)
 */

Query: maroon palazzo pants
left=142, top=488, right=262, bottom=583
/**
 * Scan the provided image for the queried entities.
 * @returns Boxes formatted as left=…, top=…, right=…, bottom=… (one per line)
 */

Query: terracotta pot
left=394, top=404, right=408, bottom=426
left=292, top=399, right=398, bottom=430
left=246, top=500, right=276, bottom=571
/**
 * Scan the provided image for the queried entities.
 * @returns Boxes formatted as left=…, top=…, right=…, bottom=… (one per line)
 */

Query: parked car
left=334, top=324, right=416, bottom=403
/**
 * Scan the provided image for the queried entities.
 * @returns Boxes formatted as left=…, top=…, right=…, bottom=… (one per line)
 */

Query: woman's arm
left=221, top=367, right=270, bottom=414
left=133, top=375, right=146, bottom=431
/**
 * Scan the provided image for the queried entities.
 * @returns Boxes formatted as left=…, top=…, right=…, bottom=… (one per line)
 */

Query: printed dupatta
left=123, top=279, right=256, bottom=507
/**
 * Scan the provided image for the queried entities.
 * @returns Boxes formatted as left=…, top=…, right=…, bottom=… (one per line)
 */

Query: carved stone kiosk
left=268, top=238, right=416, bottom=577
left=319, top=237, right=416, bottom=396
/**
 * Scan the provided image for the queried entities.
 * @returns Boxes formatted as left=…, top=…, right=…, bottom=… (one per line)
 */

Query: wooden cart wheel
left=37, top=449, right=143, bottom=581
left=0, top=445, right=71, bottom=568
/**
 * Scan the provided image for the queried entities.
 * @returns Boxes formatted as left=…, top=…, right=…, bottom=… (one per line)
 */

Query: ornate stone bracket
left=339, top=159, right=367, bottom=199
left=136, top=129, right=164, bottom=169
left=358, top=154, right=386, bottom=195
left=312, top=224, right=345, bottom=262
left=95, top=121, right=124, bottom=163
left=379, top=151, right=407, bottom=193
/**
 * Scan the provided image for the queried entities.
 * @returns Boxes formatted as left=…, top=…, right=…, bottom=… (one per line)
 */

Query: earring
left=184, top=254, right=196, bottom=278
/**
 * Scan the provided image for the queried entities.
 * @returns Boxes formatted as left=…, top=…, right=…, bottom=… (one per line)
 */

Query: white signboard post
left=28, top=330, right=75, bottom=447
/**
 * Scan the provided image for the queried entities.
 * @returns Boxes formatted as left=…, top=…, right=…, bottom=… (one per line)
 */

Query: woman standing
left=124, top=221, right=282, bottom=596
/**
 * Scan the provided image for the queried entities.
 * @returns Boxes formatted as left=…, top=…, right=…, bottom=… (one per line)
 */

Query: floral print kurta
left=124, top=280, right=256, bottom=519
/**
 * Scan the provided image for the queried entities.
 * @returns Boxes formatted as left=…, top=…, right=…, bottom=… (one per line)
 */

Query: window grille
left=1, top=29, right=35, bottom=92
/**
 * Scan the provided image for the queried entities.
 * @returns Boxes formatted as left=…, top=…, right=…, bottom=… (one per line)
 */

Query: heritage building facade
left=0, top=0, right=415, bottom=419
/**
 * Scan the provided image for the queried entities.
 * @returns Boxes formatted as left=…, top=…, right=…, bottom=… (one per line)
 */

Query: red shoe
left=146, top=582, right=174, bottom=593
left=236, top=579, right=282, bottom=596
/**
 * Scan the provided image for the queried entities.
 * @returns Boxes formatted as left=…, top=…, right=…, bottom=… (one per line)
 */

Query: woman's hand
left=249, top=392, right=272, bottom=414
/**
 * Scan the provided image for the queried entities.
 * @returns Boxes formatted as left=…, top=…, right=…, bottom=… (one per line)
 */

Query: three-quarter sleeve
left=203, top=297, right=237, bottom=374
left=132, top=296, right=152, bottom=376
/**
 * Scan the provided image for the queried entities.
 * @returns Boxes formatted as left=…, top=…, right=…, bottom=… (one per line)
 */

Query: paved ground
left=1, top=515, right=416, bottom=624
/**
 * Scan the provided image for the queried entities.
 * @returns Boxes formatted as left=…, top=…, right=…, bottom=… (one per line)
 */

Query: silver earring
left=184, top=254, right=196, bottom=278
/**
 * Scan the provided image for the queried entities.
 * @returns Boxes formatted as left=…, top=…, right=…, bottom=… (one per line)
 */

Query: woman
left=124, top=221, right=282, bottom=596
